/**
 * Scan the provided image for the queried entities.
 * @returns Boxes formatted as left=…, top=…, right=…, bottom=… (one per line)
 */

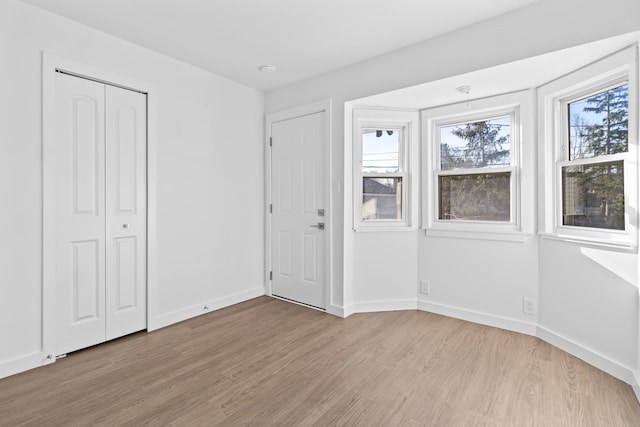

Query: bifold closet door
left=54, top=72, right=146, bottom=356
left=104, top=84, right=147, bottom=341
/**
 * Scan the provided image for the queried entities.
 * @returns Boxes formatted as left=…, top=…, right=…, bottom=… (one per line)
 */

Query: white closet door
left=54, top=73, right=147, bottom=356
left=54, top=72, right=107, bottom=355
left=105, top=85, right=147, bottom=340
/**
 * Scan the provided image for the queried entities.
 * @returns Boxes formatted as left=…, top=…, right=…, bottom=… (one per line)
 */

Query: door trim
left=265, top=100, right=333, bottom=313
left=42, top=53, right=158, bottom=362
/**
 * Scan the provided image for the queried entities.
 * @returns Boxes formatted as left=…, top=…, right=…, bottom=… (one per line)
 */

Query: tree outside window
left=563, top=84, right=628, bottom=230
left=438, top=116, right=512, bottom=222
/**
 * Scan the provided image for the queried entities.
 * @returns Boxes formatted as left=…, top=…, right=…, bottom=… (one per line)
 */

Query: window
left=423, top=91, right=533, bottom=239
left=437, top=116, right=513, bottom=222
left=539, top=46, right=637, bottom=247
left=561, top=84, right=628, bottom=231
left=361, top=129, right=404, bottom=221
left=353, top=109, right=419, bottom=230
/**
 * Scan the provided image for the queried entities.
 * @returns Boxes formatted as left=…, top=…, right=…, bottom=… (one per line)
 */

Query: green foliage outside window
left=564, top=84, right=628, bottom=230
left=438, top=117, right=511, bottom=222
left=439, top=172, right=511, bottom=221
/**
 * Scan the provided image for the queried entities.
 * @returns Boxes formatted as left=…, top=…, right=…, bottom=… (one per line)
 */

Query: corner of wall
left=416, top=299, right=636, bottom=388
left=418, top=299, right=537, bottom=336
left=326, top=304, right=348, bottom=318
left=633, top=371, right=640, bottom=404
left=537, top=324, right=634, bottom=385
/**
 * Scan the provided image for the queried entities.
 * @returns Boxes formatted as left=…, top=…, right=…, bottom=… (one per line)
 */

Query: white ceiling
left=352, top=32, right=640, bottom=110
left=20, top=0, right=542, bottom=91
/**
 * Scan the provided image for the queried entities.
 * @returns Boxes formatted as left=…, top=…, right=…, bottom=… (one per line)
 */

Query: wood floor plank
left=1, top=296, right=639, bottom=426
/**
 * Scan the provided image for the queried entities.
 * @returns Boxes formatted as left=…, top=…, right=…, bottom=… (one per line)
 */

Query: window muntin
left=436, top=114, right=514, bottom=223
left=359, top=126, right=406, bottom=223
left=560, top=82, right=629, bottom=231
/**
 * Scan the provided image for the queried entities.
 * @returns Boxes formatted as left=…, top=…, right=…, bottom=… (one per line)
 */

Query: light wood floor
left=1, top=296, right=639, bottom=426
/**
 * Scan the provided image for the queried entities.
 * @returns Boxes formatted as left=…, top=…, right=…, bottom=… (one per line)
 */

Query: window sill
left=354, top=226, right=418, bottom=233
left=538, top=232, right=637, bottom=251
left=424, top=228, right=530, bottom=242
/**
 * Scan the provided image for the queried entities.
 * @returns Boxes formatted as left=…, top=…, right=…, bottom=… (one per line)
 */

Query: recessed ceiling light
left=259, top=65, right=277, bottom=73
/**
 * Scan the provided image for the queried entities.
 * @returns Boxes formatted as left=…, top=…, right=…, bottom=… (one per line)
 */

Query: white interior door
left=105, top=85, right=147, bottom=340
left=54, top=73, right=107, bottom=355
left=271, top=112, right=326, bottom=309
left=54, top=72, right=147, bottom=355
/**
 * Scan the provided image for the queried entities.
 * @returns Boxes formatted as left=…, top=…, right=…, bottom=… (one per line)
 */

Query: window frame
left=435, top=110, right=518, bottom=226
left=422, top=91, right=532, bottom=240
left=353, top=108, right=419, bottom=231
left=360, top=126, right=406, bottom=222
left=539, top=46, right=638, bottom=247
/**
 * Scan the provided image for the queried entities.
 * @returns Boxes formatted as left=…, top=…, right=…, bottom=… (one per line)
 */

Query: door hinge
left=270, top=204, right=273, bottom=213
left=269, top=137, right=272, bottom=147
left=269, top=271, right=273, bottom=280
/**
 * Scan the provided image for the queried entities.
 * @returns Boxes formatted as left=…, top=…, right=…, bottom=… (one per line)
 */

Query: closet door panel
left=105, top=85, right=147, bottom=340
left=54, top=72, right=107, bottom=355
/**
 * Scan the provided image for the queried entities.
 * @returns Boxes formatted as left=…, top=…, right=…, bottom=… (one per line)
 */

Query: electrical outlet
left=523, top=298, right=536, bottom=315
left=420, top=280, right=430, bottom=295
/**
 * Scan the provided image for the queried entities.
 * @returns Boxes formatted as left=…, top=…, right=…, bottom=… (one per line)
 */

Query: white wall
left=419, top=236, right=539, bottom=334
left=538, top=239, right=638, bottom=373
left=350, top=232, right=419, bottom=313
left=0, top=0, right=264, bottom=377
left=265, top=0, right=640, bottom=385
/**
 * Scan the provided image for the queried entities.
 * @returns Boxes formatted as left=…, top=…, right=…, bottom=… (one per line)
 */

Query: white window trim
left=538, top=45, right=638, bottom=248
left=422, top=91, right=534, bottom=241
left=352, top=108, right=419, bottom=231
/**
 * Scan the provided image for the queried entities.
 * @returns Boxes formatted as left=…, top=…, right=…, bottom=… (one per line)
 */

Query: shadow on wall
left=579, top=246, right=638, bottom=291
left=539, top=238, right=638, bottom=369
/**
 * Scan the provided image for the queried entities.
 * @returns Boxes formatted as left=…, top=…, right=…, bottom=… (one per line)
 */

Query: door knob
left=310, top=223, right=325, bottom=230
left=122, top=224, right=130, bottom=229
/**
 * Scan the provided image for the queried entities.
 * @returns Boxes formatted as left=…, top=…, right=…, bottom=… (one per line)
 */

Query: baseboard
left=326, top=304, right=346, bottom=318
left=418, top=300, right=537, bottom=336
left=345, top=298, right=636, bottom=390
left=537, top=325, right=633, bottom=384
left=344, top=299, right=418, bottom=317
left=0, top=351, right=51, bottom=380
left=2, top=288, right=266, bottom=380
left=148, top=286, right=265, bottom=331
left=633, top=371, right=640, bottom=404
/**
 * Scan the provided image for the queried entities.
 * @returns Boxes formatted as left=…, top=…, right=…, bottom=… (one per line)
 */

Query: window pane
left=568, top=84, right=628, bottom=160
left=562, top=160, right=624, bottom=230
left=362, top=177, right=402, bottom=220
left=439, top=172, right=511, bottom=221
left=362, top=129, right=399, bottom=173
left=440, top=117, right=510, bottom=170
